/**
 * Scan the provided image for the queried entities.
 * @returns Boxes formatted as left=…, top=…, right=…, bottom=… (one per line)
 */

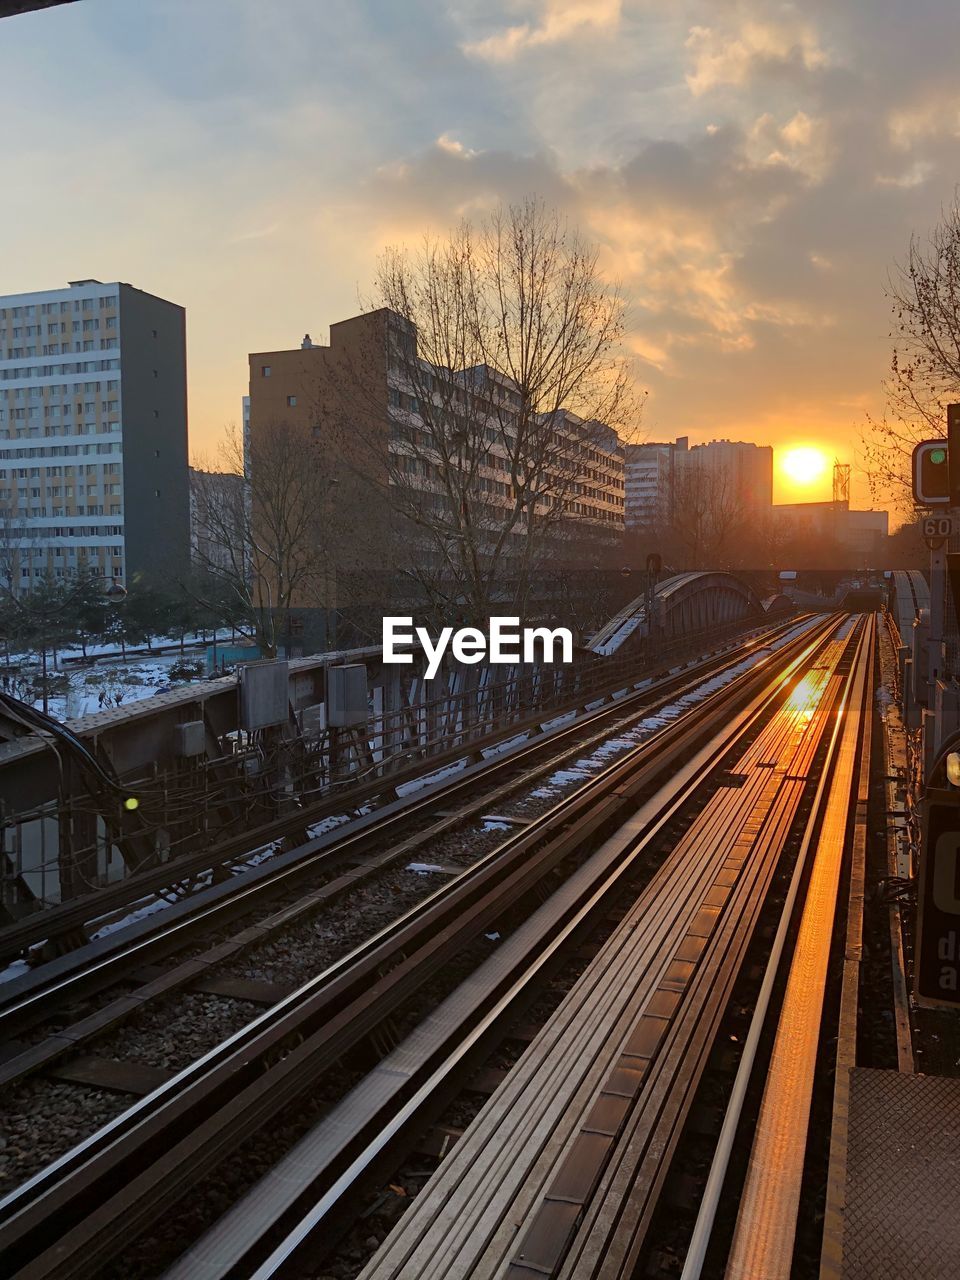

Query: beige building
left=625, top=435, right=773, bottom=533
left=247, top=309, right=626, bottom=583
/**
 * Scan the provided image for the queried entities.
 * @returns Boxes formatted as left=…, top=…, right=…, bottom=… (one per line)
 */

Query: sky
left=3, top=0, right=960, bottom=512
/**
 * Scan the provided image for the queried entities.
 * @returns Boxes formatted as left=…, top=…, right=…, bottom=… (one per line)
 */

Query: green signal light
left=931, top=448, right=947, bottom=465
left=123, top=796, right=140, bottom=811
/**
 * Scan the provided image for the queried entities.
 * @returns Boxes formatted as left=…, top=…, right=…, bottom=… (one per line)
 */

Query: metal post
left=930, top=537, right=946, bottom=695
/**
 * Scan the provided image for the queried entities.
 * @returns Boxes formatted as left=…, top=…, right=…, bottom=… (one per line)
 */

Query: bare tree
left=862, top=198, right=960, bottom=512
left=318, top=199, right=642, bottom=626
left=660, top=460, right=751, bottom=569
left=190, top=422, right=336, bottom=657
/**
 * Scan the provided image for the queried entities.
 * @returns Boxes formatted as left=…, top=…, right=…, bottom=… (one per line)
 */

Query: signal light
left=913, top=439, right=950, bottom=505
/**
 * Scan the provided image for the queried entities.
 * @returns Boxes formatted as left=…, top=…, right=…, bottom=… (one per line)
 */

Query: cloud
left=463, top=0, right=621, bottom=62
left=685, top=17, right=830, bottom=95
left=6, top=0, right=960, bottom=508
left=746, top=110, right=834, bottom=181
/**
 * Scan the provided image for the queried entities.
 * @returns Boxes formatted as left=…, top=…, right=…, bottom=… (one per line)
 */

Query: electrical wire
left=0, top=688, right=140, bottom=809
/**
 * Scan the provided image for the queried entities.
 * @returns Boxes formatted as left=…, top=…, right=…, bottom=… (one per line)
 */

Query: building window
left=286, top=395, right=297, bottom=407
left=261, top=366, right=271, bottom=377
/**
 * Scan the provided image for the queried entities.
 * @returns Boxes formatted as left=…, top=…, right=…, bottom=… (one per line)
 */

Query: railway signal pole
left=914, top=408, right=960, bottom=1007
left=913, top=405, right=960, bottom=728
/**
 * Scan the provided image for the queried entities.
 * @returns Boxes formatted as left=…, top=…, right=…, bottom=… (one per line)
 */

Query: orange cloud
left=463, top=0, right=621, bottom=62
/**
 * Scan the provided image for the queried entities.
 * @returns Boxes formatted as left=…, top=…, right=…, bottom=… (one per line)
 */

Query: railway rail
left=0, top=618, right=823, bottom=1210
left=0, top=617, right=796, bottom=966
left=0, top=616, right=808, bottom=977
left=0, top=611, right=859, bottom=1279
left=0, top=615, right=811, bottom=1051
left=316, top=616, right=873, bottom=1280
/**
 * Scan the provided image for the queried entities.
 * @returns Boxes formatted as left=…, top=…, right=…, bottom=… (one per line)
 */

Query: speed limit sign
left=923, top=514, right=953, bottom=547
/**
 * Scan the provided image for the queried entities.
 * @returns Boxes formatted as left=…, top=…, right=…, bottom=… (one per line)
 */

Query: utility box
left=240, top=660, right=290, bottom=731
left=174, top=720, right=206, bottom=758
left=327, top=664, right=368, bottom=728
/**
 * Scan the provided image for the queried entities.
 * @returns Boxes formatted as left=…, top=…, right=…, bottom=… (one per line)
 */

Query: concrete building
left=773, top=500, right=889, bottom=566
left=625, top=437, right=688, bottom=530
left=625, top=436, right=773, bottom=532
left=189, top=467, right=246, bottom=575
left=247, top=310, right=626, bottom=574
left=686, top=439, right=773, bottom=513
left=0, top=279, right=189, bottom=592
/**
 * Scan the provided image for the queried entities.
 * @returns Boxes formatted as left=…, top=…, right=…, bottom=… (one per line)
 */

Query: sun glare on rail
left=786, top=673, right=820, bottom=720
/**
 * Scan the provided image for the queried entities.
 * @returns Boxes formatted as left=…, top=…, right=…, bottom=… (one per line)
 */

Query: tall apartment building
left=625, top=437, right=688, bottom=530
left=0, top=279, right=189, bottom=592
left=687, top=438, right=773, bottom=512
left=247, top=310, right=625, bottom=571
left=625, top=435, right=772, bottom=530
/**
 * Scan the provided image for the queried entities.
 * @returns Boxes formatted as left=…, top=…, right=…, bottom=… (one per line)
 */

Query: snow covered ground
left=22, top=652, right=203, bottom=722
left=527, top=617, right=820, bottom=800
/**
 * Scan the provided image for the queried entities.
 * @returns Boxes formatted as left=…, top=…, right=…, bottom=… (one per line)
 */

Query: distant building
left=189, top=467, right=246, bottom=575
left=625, top=437, right=688, bottom=530
left=625, top=435, right=772, bottom=531
left=773, top=500, right=889, bottom=566
left=686, top=439, right=773, bottom=513
left=0, top=279, right=189, bottom=592
left=247, top=310, right=626, bottom=577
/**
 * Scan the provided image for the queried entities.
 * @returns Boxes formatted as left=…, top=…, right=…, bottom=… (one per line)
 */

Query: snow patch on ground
left=306, top=814, right=353, bottom=838
left=395, top=759, right=469, bottom=795
left=529, top=618, right=818, bottom=800
left=89, top=889, right=195, bottom=941
left=23, top=652, right=205, bottom=722
left=0, top=956, right=32, bottom=985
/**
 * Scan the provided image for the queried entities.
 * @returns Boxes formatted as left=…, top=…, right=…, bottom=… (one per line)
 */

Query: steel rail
left=551, top=624, right=868, bottom=1280
left=174, top=620, right=854, bottom=1280
left=722, top=617, right=874, bottom=1280
left=678, top=619, right=873, bottom=1280
left=0, top=616, right=802, bottom=964
left=0, top=620, right=839, bottom=1279
left=351, top=621, right=862, bottom=1280
left=0, top=614, right=819, bottom=1044
left=0, top=615, right=814, bottom=1038
left=164, top=629, right=836, bottom=1280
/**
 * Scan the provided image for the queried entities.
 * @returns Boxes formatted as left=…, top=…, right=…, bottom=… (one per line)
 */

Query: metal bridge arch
left=590, top=571, right=766, bottom=656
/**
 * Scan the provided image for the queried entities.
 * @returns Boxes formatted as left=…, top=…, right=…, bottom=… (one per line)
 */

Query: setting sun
left=780, top=446, right=830, bottom=488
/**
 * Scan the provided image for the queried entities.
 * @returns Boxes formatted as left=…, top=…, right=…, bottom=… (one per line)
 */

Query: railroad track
left=0, top=616, right=808, bottom=994
left=0, top=617, right=813, bottom=1054
left=0, top=619, right=820, bottom=1210
left=327, top=615, right=871, bottom=1280
left=0, top=617, right=801, bottom=970
left=0, top=612, right=850, bottom=1278
left=180, top=611, right=868, bottom=1280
